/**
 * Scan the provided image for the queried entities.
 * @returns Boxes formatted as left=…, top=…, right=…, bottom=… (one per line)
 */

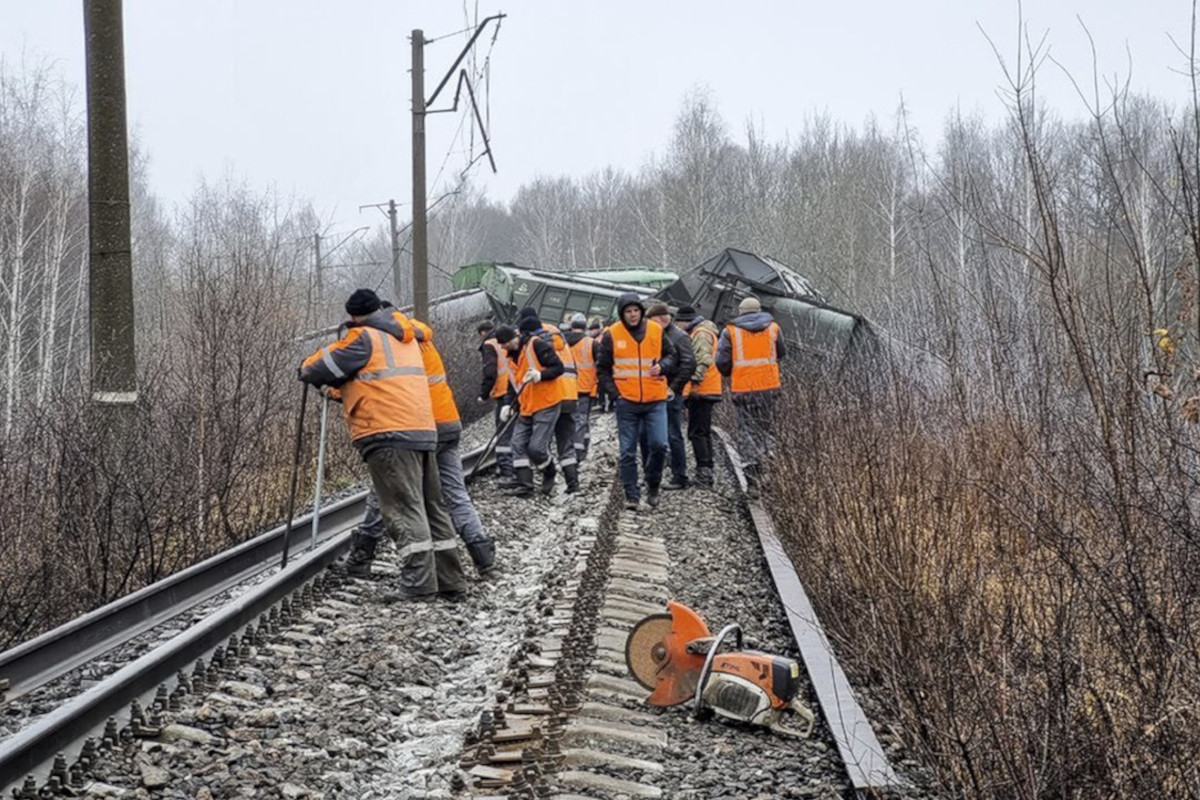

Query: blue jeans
left=639, top=393, right=687, bottom=481
left=617, top=398, right=667, bottom=500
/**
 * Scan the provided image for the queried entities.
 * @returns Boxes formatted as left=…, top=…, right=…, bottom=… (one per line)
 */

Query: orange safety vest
left=304, top=326, right=436, bottom=446
left=609, top=321, right=669, bottom=403
left=727, top=322, right=782, bottom=393
left=483, top=338, right=514, bottom=399
left=411, top=319, right=462, bottom=440
left=571, top=335, right=598, bottom=397
left=684, top=323, right=722, bottom=399
left=543, top=324, right=578, bottom=401
left=516, top=336, right=569, bottom=416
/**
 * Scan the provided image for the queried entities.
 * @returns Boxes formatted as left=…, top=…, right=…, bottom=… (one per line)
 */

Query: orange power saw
left=625, top=600, right=814, bottom=738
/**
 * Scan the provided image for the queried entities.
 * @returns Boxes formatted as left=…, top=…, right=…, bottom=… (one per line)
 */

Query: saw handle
left=692, top=623, right=743, bottom=719
left=769, top=697, right=816, bottom=739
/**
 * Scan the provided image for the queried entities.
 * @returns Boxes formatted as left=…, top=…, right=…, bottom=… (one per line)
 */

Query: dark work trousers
left=511, top=405, right=561, bottom=471
left=732, top=390, right=778, bottom=469
left=361, top=440, right=493, bottom=569
left=493, top=401, right=515, bottom=476
left=436, top=438, right=494, bottom=570
left=555, top=400, right=578, bottom=470
left=686, top=395, right=719, bottom=470
left=617, top=398, right=667, bottom=501
left=639, top=393, right=687, bottom=482
left=572, top=394, right=593, bottom=462
left=364, top=446, right=466, bottom=598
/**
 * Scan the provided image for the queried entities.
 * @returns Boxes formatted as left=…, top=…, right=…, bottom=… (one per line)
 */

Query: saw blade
left=625, top=614, right=674, bottom=690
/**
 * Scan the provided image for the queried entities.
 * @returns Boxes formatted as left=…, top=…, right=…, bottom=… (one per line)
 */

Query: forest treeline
left=4, top=41, right=1200, bottom=797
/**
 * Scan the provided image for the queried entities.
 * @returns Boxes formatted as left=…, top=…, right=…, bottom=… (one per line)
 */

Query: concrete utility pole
left=388, top=199, right=402, bottom=304
left=410, top=29, right=429, bottom=321
left=84, top=0, right=137, bottom=405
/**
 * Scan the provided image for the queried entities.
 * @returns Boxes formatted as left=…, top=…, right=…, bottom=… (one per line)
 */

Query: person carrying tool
left=715, top=295, right=786, bottom=496
left=644, top=303, right=696, bottom=490
left=478, top=321, right=518, bottom=485
left=347, top=308, right=497, bottom=578
left=674, top=305, right=722, bottom=487
left=506, top=312, right=569, bottom=497
left=563, top=313, right=598, bottom=463
left=596, top=293, right=676, bottom=510
left=298, top=289, right=467, bottom=602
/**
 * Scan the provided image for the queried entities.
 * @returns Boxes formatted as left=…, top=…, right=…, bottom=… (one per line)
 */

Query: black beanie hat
left=674, top=305, right=697, bottom=322
left=345, top=288, right=382, bottom=316
left=494, top=325, right=517, bottom=344
left=518, top=315, right=542, bottom=334
left=518, top=305, right=539, bottom=320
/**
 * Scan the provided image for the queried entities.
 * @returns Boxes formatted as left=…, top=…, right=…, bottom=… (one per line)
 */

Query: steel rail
left=0, top=446, right=491, bottom=703
left=0, top=444, right=493, bottom=795
left=713, top=427, right=901, bottom=797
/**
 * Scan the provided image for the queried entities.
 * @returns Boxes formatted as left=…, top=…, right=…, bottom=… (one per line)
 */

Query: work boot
left=344, top=530, right=379, bottom=577
left=438, top=589, right=467, bottom=603
left=466, top=541, right=496, bottom=575
left=496, top=469, right=519, bottom=488
left=624, top=495, right=640, bottom=511
left=540, top=461, right=557, bottom=496
left=563, top=464, right=581, bottom=494
left=504, top=466, right=535, bottom=497
left=696, top=466, right=714, bottom=487
left=665, top=475, right=689, bottom=491
left=646, top=485, right=661, bottom=508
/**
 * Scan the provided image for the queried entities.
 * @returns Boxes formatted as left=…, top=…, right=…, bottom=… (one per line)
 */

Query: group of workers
left=298, top=287, right=784, bottom=602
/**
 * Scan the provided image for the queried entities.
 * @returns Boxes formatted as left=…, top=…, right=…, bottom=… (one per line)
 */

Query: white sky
left=1, top=1, right=1193, bottom=230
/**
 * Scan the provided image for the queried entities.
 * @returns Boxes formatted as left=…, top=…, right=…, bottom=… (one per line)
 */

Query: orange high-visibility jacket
left=610, top=320, right=669, bottom=403
left=543, top=324, right=578, bottom=401
left=411, top=319, right=462, bottom=441
left=684, top=321, right=722, bottom=399
left=726, top=322, right=782, bottom=393
left=571, top=335, right=598, bottom=397
left=300, top=325, right=436, bottom=447
left=516, top=335, right=569, bottom=416
left=483, top=338, right=515, bottom=399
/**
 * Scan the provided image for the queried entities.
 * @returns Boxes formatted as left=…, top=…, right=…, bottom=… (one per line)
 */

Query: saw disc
left=625, top=614, right=674, bottom=690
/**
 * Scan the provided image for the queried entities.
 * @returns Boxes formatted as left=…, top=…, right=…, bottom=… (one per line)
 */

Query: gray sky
left=1, top=1, right=1193, bottom=230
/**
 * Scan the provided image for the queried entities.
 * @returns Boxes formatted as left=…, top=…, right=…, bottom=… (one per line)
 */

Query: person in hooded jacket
left=478, top=321, right=518, bottom=484
left=299, top=289, right=467, bottom=602
left=518, top=306, right=580, bottom=493
left=644, top=303, right=696, bottom=490
left=563, top=312, right=598, bottom=463
left=715, top=295, right=786, bottom=494
left=674, top=305, right=722, bottom=487
left=596, top=293, right=677, bottom=510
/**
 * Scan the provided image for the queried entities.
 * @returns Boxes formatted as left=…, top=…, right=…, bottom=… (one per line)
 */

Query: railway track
left=0, top=418, right=930, bottom=799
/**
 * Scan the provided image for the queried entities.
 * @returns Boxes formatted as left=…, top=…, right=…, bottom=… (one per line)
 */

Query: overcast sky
left=1, top=1, right=1193, bottom=231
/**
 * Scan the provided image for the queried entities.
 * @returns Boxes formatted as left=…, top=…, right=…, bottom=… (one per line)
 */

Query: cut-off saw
left=625, top=600, right=814, bottom=738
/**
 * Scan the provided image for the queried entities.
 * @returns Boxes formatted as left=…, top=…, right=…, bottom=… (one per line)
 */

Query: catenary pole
left=411, top=30, right=429, bottom=321
left=389, top=199, right=402, bottom=303
left=84, top=0, right=137, bottom=406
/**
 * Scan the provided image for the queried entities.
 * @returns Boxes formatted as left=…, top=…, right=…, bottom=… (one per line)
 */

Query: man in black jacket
left=645, top=303, right=696, bottom=490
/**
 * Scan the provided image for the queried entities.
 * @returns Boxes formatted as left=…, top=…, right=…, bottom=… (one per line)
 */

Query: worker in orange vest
left=596, top=293, right=678, bottom=511
left=715, top=295, right=786, bottom=495
left=518, top=307, right=580, bottom=493
left=674, top=305, right=722, bottom=488
left=564, top=313, right=598, bottom=462
left=477, top=320, right=518, bottom=484
left=505, top=312, right=570, bottom=497
left=299, top=289, right=466, bottom=602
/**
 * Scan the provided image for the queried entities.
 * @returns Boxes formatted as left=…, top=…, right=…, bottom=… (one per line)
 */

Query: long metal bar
left=714, top=427, right=901, bottom=795
left=310, top=395, right=330, bottom=550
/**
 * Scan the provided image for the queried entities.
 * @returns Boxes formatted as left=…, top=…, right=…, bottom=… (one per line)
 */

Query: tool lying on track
left=625, top=600, right=815, bottom=738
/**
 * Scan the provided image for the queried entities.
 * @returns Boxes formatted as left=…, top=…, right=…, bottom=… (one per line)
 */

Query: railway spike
left=17, top=775, right=37, bottom=799
left=153, top=684, right=170, bottom=712
left=102, top=717, right=120, bottom=749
